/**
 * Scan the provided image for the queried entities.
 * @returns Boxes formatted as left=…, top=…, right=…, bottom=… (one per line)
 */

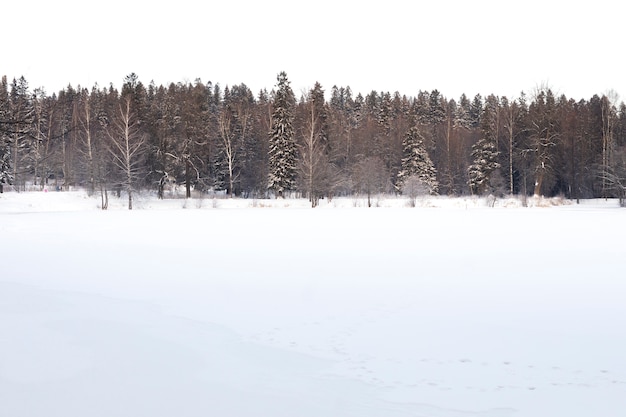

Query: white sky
left=3, top=0, right=624, bottom=102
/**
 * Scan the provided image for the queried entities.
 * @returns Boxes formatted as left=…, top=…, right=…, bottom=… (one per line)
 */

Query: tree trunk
left=534, top=171, right=544, bottom=196
left=185, top=158, right=191, bottom=198
left=83, top=98, right=95, bottom=196
left=100, top=184, right=108, bottom=210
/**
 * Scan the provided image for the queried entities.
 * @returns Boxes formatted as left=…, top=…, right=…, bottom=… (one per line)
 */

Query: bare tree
left=527, top=88, right=559, bottom=196
left=401, top=174, right=429, bottom=207
left=31, top=88, right=47, bottom=189
left=78, top=88, right=97, bottom=195
left=353, top=156, right=389, bottom=207
left=501, top=96, right=519, bottom=195
left=601, top=91, right=619, bottom=197
left=297, top=85, right=334, bottom=207
left=599, top=145, right=626, bottom=206
left=217, top=99, right=239, bottom=197
left=106, top=96, right=146, bottom=209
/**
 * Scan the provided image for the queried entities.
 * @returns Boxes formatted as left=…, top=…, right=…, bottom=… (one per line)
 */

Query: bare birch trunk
left=106, top=97, right=145, bottom=210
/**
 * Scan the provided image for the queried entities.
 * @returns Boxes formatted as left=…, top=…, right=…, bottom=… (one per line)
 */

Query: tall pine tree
left=268, top=72, right=296, bottom=197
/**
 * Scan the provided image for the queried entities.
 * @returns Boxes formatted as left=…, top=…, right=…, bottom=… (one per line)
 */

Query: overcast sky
left=3, top=0, right=624, bottom=102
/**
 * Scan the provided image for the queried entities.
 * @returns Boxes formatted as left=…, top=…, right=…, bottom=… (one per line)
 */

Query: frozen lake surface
left=1, top=191, right=625, bottom=417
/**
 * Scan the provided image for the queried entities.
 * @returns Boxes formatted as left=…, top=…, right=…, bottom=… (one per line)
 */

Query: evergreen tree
left=0, top=76, right=12, bottom=192
left=268, top=72, right=296, bottom=197
left=467, top=98, right=501, bottom=195
left=428, top=89, right=446, bottom=126
left=455, top=93, right=473, bottom=129
left=309, top=82, right=329, bottom=148
left=397, top=124, right=439, bottom=195
left=469, top=94, right=483, bottom=128
left=414, top=91, right=430, bottom=125
left=377, top=92, right=393, bottom=134
left=467, top=138, right=501, bottom=195
left=9, top=76, right=34, bottom=190
left=0, top=143, right=10, bottom=192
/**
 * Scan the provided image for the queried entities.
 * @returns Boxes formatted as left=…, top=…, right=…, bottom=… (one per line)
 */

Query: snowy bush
left=401, top=175, right=429, bottom=207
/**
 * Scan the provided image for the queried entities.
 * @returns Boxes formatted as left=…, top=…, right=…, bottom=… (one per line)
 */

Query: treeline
left=1, top=72, right=626, bottom=207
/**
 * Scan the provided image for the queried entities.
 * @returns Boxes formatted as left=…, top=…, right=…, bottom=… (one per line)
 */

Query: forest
left=1, top=71, right=626, bottom=207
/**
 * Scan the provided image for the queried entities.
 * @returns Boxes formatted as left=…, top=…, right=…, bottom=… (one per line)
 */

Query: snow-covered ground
left=1, top=190, right=625, bottom=417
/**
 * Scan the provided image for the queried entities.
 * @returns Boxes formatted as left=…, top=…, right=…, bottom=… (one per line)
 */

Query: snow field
left=1, top=190, right=625, bottom=417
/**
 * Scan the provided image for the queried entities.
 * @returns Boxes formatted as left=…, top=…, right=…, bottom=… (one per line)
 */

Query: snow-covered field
left=1, top=190, right=625, bottom=417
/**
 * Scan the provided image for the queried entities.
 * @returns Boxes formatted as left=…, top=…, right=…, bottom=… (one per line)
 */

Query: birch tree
left=601, top=91, right=619, bottom=197
left=78, top=88, right=97, bottom=194
left=501, top=96, right=520, bottom=195
left=217, top=94, right=238, bottom=197
left=106, top=96, right=145, bottom=209
left=298, top=83, right=332, bottom=207
left=216, top=84, right=254, bottom=197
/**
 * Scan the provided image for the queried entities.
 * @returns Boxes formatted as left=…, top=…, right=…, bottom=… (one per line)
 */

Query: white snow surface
left=1, top=190, right=625, bottom=417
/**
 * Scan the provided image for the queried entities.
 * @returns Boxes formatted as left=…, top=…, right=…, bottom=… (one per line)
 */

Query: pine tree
left=397, top=124, right=439, bottom=195
left=268, top=72, right=296, bottom=197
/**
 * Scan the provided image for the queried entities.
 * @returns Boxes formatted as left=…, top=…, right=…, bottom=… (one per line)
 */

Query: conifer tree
left=0, top=144, right=10, bottom=192
left=467, top=137, right=501, bottom=195
left=467, top=94, right=503, bottom=195
left=469, top=94, right=483, bottom=128
left=397, top=124, right=439, bottom=195
left=9, top=76, right=34, bottom=190
left=0, top=76, right=12, bottom=192
left=268, top=72, right=296, bottom=197
left=455, top=93, right=473, bottom=129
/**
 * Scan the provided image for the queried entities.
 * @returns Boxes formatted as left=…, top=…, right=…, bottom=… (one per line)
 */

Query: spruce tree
left=0, top=76, right=12, bottom=192
left=455, top=93, right=473, bottom=129
left=397, top=124, right=439, bottom=195
left=469, top=94, right=483, bottom=128
left=8, top=76, right=34, bottom=190
left=0, top=145, right=10, bottom=192
left=467, top=138, right=501, bottom=195
left=268, top=72, right=296, bottom=197
left=467, top=95, right=503, bottom=195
